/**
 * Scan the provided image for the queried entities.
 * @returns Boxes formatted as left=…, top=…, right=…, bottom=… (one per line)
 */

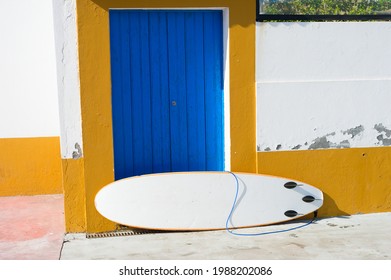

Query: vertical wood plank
left=149, top=11, right=171, bottom=173
left=168, top=12, right=189, bottom=171
left=120, top=11, right=135, bottom=178
left=128, top=11, right=144, bottom=176
left=203, top=11, right=224, bottom=171
left=213, top=11, right=225, bottom=170
left=185, top=11, right=207, bottom=171
left=109, top=10, right=124, bottom=179
left=139, top=11, right=153, bottom=175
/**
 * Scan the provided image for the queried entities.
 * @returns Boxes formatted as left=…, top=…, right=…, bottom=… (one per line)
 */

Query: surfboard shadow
left=318, top=191, right=350, bottom=218
left=294, top=191, right=350, bottom=221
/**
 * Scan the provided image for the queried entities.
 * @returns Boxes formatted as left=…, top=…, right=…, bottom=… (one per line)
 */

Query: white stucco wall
left=52, top=0, right=83, bottom=159
left=0, top=0, right=60, bottom=138
left=256, top=22, right=391, bottom=152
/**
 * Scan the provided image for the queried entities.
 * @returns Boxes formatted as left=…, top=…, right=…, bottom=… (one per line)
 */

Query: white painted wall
left=256, top=22, right=391, bottom=152
left=0, top=0, right=60, bottom=138
left=52, top=0, right=83, bottom=159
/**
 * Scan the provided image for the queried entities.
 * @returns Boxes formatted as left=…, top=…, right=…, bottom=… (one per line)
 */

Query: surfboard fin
left=284, top=182, right=298, bottom=189
left=302, top=195, right=316, bottom=203
left=284, top=210, right=298, bottom=218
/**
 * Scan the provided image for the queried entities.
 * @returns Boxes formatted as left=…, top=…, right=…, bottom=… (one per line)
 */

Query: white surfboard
left=95, top=172, right=323, bottom=231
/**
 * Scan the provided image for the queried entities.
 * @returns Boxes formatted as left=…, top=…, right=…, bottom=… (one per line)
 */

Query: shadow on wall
left=299, top=191, right=349, bottom=221
left=89, top=0, right=255, bottom=28
left=321, top=192, right=349, bottom=218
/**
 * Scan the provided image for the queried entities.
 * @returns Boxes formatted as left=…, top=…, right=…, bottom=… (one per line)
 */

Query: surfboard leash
left=225, top=171, right=318, bottom=237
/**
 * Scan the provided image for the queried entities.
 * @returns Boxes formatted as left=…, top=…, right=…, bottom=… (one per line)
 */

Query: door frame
left=109, top=7, right=231, bottom=171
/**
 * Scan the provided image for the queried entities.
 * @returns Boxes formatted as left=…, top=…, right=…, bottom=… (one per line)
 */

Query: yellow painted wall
left=0, top=137, right=62, bottom=196
left=258, top=148, right=391, bottom=217
left=75, top=0, right=256, bottom=232
left=62, top=158, right=87, bottom=232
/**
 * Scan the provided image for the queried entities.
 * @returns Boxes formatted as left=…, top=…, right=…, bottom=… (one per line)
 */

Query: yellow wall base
left=257, top=147, right=391, bottom=217
left=61, top=158, right=88, bottom=232
left=0, top=137, right=62, bottom=196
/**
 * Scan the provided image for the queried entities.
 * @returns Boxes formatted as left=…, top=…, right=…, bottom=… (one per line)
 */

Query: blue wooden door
left=110, top=10, right=224, bottom=180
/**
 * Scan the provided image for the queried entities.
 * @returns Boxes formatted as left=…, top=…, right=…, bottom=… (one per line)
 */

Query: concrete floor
left=1, top=194, right=390, bottom=260
left=61, top=212, right=391, bottom=260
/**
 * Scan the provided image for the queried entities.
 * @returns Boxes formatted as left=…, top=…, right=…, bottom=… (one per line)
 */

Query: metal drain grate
left=86, top=229, right=164, bottom=239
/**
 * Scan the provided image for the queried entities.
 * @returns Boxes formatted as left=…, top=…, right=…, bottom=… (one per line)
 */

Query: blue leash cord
left=225, top=171, right=317, bottom=237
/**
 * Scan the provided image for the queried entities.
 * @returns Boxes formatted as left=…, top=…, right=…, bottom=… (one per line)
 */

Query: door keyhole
left=172, top=101, right=177, bottom=106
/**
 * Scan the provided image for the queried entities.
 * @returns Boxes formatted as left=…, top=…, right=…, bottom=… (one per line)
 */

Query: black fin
left=284, top=182, right=298, bottom=189
left=302, top=195, right=315, bottom=203
left=284, top=210, right=298, bottom=218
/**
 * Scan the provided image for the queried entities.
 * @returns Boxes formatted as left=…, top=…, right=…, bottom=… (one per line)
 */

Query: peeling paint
left=262, top=130, right=358, bottom=151
left=258, top=120, right=391, bottom=151
left=309, top=136, right=352, bottom=150
left=258, top=119, right=391, bottom=152
left=342, top=125, right=365, bottom=139
left=376, top=134, right=391, bottom=146
left=309, top=136, right=332, bottom=150
left=382, top=139, right=391, bottom=146
left=306, top=131, right=353, bottom=150
left=374, top=123, right=391, bottom=137
left=260, top=123, right=389, bottom=151
left=374, top=124, right=391, bottom=146
left=72, top=143, right=82, bottom=159
left=336, top=140, right=351, bottom=149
